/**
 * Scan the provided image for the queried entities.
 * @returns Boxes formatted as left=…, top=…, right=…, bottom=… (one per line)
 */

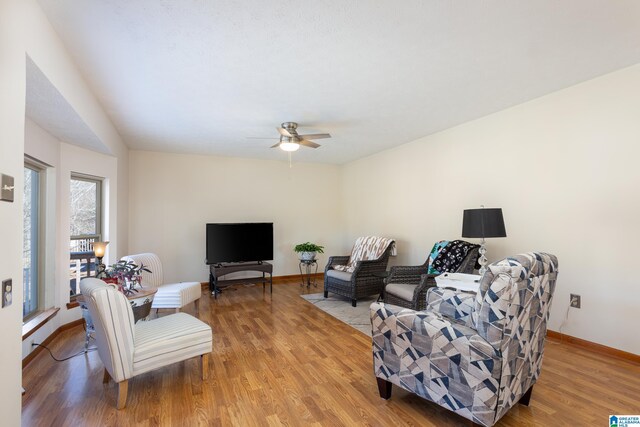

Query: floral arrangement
left=98, top=260, right=151, bottom=296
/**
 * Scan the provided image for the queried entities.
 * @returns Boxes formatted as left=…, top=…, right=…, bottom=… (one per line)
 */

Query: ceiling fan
left=252, top=122, right=331, bottom=152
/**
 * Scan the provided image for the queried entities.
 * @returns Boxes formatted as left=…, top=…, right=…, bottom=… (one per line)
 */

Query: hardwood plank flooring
left=22, top=280, right=640, bottom=426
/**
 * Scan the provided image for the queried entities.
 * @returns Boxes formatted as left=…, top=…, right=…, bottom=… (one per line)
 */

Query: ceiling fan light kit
left=258, top=122, right=331, bottom=152
left=279, top=139, right=300, bottom=152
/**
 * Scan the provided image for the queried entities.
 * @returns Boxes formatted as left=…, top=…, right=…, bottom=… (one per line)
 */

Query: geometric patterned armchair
left=370, top=252, right=558, bottom=426
left=384, top=241, right=479, bottom=311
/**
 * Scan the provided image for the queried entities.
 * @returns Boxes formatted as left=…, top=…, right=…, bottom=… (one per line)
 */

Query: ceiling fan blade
left=270, top=142, right=282, bottom=148
left=297, top=133, right=331, bottom=140
left=277, top=127, right=292, bottom=137
left=299, top=139, right=321, bottom=148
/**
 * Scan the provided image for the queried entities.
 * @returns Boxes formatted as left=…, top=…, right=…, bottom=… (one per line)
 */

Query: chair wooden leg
left=102, top=368, right=111, bottom=384
left=194, top=299, right=200, bottom=316
left=117, top=380, right=128, bottom=410
left=519, top=385, right=534, bottom=406
left=376, top=377, right=392, bottom=399
left=201, top=353, right=209, bottom=381
left=351, top=299, right=357, bottom=307
left=323, top=291, right=328, bottom=298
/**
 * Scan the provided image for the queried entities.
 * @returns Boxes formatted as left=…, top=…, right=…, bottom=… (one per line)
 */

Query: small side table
left=77, top=295, right=95, bottom=351
left=299, top=259, right=319, bottom=288
left=127, top=287, right=158, bottom=322
left=435, top=272, right=481, bottom=293
left=77, top=287, right=157, bottom=350
left=372, top=270, right=389, bottom=302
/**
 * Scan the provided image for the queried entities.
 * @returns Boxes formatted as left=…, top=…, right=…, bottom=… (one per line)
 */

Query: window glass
left=23, top=166, right=40, bottom=318
left=70, top=178, right=98, bottom=236
left=69, top=175, right=102, bottom=297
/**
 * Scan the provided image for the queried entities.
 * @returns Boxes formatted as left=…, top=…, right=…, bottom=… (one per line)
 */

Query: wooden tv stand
left=208, top=261, right=273, bottom=298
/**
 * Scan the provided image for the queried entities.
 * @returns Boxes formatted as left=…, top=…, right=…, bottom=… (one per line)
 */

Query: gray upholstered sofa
left=370, top=252, right=558, bottom=426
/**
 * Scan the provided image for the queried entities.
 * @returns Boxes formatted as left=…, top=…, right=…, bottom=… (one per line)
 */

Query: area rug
left=301, top=293, right=377, bottom=336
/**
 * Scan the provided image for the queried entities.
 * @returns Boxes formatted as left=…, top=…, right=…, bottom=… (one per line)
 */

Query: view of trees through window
left=69, top=175, right=102, bottom=297
left=70, top=178, right=98, bottom=238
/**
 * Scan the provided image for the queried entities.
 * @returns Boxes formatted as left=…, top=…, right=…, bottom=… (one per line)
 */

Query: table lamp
left=461, top=207, right=506, bottom=275
left=92, top=241, right=109, bottom=278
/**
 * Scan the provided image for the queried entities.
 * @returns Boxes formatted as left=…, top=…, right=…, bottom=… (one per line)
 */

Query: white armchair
left=121, top=253, right=202, bottom=314
left=80, top=278, right=213, bottom=409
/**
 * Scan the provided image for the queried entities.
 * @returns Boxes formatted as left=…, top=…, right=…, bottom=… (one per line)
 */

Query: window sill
left=22, top=307, right=60, bottom=341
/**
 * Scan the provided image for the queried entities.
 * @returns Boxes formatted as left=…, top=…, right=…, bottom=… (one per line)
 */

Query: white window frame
left=23, top=160, right=45, bottom=320
left=69, top=173, right=104, bottom=297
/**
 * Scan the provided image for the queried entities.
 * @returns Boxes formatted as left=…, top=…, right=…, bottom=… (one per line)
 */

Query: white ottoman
left=152, top=281, right=202, bottom=313
left=121, top=253, right=202, bottom=314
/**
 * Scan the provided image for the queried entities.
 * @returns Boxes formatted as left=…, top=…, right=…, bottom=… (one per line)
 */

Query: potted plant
left=82, top=261, right=154, bottom=331
left=294, top=242, right=324, bottom=261
left=100, top=260, right=151, bottom=296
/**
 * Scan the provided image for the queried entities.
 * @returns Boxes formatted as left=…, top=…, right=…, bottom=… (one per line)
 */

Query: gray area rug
left=301, top=293, right=377, bottom=336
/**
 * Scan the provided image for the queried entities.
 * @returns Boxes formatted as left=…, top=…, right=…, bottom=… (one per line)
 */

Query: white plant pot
left=299, top=251, right=317, bottom=261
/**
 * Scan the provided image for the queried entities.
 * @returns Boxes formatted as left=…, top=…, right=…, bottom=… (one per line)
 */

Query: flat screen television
left=206, top=222, right=273, bottom=264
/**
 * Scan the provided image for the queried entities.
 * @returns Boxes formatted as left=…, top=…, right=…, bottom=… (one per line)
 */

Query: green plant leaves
left=293, top=242, right=324, bottom=253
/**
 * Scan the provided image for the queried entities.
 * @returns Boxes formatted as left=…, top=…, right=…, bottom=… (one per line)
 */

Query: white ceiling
left=37, top=0, right=640, bottom=164
left=26, top=56, right=109, bottom=155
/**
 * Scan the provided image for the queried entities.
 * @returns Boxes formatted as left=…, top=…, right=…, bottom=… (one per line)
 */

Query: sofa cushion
left=326, top=269, right=353, bottom=282
left=384, top=283, right=417, bottom=301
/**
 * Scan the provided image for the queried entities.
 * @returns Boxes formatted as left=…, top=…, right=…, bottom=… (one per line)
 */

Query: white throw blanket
left=333, top=236, right=395, bottom=273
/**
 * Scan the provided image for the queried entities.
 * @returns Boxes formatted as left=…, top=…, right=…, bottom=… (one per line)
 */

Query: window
left=23, top=164, right=41, bottom=319
left=69, top=174, right=102, bottom=297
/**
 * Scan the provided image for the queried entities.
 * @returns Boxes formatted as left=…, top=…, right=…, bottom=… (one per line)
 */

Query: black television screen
left=206, top=223, right=273, bottom=264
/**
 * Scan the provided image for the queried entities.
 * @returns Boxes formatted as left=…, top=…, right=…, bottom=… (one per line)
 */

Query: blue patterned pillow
left=427, top=240, right=449, bottom=274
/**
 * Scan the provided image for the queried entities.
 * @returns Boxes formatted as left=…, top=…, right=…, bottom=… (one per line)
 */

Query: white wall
left=0, top=0, right=129, bottom=420
left=22, top=118, right=60, bottom=358
left=0, top=1, right=28, bottom=423
left=341, top=64, right=640, bottom=355
left=128, top=151, right=345, bottom=282
left=23, top=119, right=121, bottom=358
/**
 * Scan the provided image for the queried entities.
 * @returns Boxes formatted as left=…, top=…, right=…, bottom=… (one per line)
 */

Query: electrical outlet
left=570, top=293, right=581, bottom=309
left=2, top=279, right=12, bottom=307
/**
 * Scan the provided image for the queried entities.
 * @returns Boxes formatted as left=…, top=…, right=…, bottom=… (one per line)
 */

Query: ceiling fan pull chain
left=288, top=152, right=293, bottom=168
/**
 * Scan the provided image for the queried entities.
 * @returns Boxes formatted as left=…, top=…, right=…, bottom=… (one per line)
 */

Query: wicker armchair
left=324, top=242, right=394, bottom=307
left=383, top=246, right=479, bottom=310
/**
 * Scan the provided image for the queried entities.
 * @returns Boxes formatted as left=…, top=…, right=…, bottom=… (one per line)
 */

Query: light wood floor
left=22, top=280, right=640, bottom=426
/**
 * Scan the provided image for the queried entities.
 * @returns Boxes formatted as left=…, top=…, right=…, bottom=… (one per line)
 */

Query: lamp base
left=96, top=257, right=106, bottom=278
left=478, top=241, right=488, bottom=276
